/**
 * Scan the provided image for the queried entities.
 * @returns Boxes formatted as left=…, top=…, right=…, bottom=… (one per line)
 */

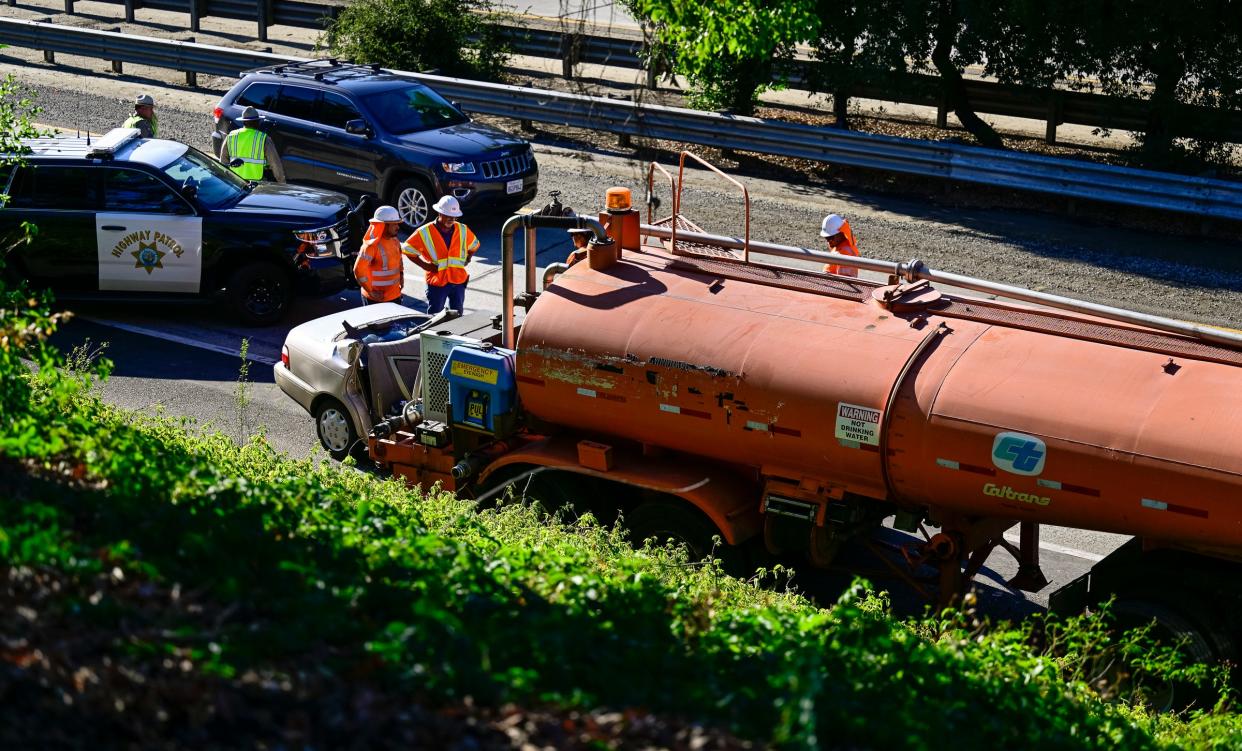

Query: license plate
left=505, top=178, right=523, bottom=195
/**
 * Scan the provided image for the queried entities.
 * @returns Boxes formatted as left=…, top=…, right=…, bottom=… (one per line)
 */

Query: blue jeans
left=426, top=281, right=467, bottom=314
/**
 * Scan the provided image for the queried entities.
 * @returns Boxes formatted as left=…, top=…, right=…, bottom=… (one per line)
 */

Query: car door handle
left=101, top=225, right=127, bottom=231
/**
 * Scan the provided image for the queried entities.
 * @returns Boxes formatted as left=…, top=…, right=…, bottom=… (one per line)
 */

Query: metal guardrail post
left=1045, top=91, right=1063, bottom=145
left=257, top=0, right=270, bottom=43
left=39, top=16, right=55, bottom=64
left=64, top=0, right=73, bottom=14
left=124, top=0, right=135, bottom=23
left=110, top=27, right=123, bottom=73
left=559, top=33, right=580, bottom=79
left=185, top=36, right=197, bottom=87
left=189, top=0, right=201, bottom=33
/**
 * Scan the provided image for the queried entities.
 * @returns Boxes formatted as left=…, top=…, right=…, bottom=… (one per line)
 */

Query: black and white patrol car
left=0, top=127, right=361, bottom=324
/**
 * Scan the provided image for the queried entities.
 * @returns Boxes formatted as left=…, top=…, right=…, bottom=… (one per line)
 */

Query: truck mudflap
left=477, top=435, right=763, bottom=545
left=1048, top=571, right=1092, bottom=615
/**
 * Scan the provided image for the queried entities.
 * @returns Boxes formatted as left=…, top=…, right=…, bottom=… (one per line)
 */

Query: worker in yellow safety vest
left=219, top=107, right=286, bottom=183
left=820, top=213, right=860, bottom=277
left=353, top=205, right=408, bottom=305
left=402, top=195, right=480, bottom=314
left=123, top=93, right=158, bottom=138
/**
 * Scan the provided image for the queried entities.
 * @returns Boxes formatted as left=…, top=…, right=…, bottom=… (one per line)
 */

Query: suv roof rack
left=255, top=58, right=386, bottom=83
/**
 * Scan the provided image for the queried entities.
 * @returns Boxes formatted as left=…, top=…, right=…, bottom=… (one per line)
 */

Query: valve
left=370, top=400, right=424, bottom=439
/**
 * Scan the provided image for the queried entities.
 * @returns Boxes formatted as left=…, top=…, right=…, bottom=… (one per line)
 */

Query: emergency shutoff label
left=835, top=402, right=882, bottom=446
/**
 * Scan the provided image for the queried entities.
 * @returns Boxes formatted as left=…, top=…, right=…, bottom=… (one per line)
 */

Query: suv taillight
left=281, top=345, right=289, bottom=368
left=212, top=105, right=223, bottom=124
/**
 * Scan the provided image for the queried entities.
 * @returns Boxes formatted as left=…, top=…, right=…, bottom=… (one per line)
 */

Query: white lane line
left=1003, top=533, right=1105, bottom=562
left=81, top=317, right=279, bottom=366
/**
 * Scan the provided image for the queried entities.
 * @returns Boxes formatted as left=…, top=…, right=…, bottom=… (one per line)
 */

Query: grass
left=3, top=283, right=1242, bottom=749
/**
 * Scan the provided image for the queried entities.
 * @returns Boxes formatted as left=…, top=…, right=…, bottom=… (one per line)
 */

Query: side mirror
left=228, top=158, right=244, bottom=168
left=345, top=119, right=371, bottom=137
left=180, top=181, right=198, bottom=198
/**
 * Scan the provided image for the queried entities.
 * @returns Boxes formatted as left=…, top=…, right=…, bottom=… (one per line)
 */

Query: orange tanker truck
left=367, top=153, right=1242, bottom=662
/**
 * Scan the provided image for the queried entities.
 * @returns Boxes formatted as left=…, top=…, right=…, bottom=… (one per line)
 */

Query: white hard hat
left=373, top=205, right=401, bottom=223
left=432, top=195, right=463, bottom=218
left=135, top=93, right=155, bottom=106
left=820, top=214, right=845, bottom=237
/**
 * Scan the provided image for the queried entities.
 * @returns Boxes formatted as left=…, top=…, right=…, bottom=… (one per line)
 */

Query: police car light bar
left=86, top=128, right=142, bottom=159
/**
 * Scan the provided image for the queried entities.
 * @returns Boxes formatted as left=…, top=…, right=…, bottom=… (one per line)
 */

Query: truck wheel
left=1100, top=598, right=1216, bottom=712
left=391, top=178, right=431, bottom=229
left=228, top=261, right=291, bottom=325
left=626, top=501, right=719, bottom=562
left=314, top=397, right=359, bottom=461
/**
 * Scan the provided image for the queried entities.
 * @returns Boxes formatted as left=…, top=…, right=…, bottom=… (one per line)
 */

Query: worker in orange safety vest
left=402, top=195, right=480, bottom=314
left=353, top=205, right=407, bottom=305
left=820, top=213, right=860, bottom=278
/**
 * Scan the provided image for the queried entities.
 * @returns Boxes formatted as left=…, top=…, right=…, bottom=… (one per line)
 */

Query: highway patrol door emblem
left=97, top=215, right=203, bottom=293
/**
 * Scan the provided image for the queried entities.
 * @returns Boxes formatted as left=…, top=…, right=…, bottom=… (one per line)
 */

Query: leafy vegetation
left=320, top=0, right=510, bottom=82
left=627, top=0, right=820, bottom=114
left=2, top=282, right=1242, bottom=747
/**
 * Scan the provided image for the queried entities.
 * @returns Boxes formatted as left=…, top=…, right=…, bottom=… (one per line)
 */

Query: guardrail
left=23, top=0, right=1242, bottom=146
left=1, top=17, right=1240, bottom=222
left=13, top=0, right=343, bottom=42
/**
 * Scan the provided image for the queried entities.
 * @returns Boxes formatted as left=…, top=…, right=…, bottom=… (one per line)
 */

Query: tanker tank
left=515, top=243, right=1242, bottom=554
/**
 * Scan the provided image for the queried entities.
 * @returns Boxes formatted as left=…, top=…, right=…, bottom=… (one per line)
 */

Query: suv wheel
left=228, top=261, right=292, bottom=325
left=392, top=178, right=432, bottom=228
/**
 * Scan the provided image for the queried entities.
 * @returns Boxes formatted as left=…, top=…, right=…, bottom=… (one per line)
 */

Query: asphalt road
left=15, top=68, right=1231, bottom=620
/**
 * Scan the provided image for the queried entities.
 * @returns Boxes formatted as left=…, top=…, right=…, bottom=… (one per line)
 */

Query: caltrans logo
left=991, top=432, right=1046, bottom=476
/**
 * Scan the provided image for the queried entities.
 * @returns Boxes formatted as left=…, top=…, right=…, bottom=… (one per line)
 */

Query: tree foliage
left=629, top=0, right=821, bottom=115
left=1067, top=0, right=1242, bottom=170
left=320, top=0, right=509, bottom=81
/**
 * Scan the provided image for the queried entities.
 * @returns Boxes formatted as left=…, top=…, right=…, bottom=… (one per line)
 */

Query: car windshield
left=361, top=85, right=468, bottom=135
left=161, top=148, right=248, bottom=209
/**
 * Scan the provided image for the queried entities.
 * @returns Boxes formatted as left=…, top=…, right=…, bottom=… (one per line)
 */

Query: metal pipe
left=543, top=262, right=570, bottom=289
left=524, top=226, right=538, bottom=296
left=502, top=214, right=610, bottom=348
left=642, top=223, right=896, bottom=275
left=641, top=224, right=1242, bottom=349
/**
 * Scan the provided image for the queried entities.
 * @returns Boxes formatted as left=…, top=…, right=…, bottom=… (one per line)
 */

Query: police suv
left=0, top=128, right=359, bottom=324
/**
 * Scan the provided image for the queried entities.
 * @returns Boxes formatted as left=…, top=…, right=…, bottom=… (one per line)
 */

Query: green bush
left=320, top=0, right=508, bottom=81
left=1, top=278, right=1240, bottom=747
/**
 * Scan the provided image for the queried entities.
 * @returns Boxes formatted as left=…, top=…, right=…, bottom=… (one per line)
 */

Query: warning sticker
left=835, top=402, right=882, bottom=446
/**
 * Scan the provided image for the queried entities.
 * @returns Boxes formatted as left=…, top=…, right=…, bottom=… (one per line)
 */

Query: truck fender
left=478, top=436, right=762, bottom=545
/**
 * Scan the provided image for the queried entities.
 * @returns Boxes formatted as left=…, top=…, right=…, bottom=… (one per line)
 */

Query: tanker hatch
left=872, top=279, right=944, bottom=313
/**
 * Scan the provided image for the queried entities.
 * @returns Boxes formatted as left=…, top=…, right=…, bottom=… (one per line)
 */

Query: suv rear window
left=235, top=81, right=280, bottom=111
left=361, top=85, right=468, bottom=135
left=6, top=165, right=99, bottom=210
left=272, top=85, right=320, bottom=122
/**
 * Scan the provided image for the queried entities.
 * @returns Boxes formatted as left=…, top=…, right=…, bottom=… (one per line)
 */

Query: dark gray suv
left=212, top=60, right=538, bottom=227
